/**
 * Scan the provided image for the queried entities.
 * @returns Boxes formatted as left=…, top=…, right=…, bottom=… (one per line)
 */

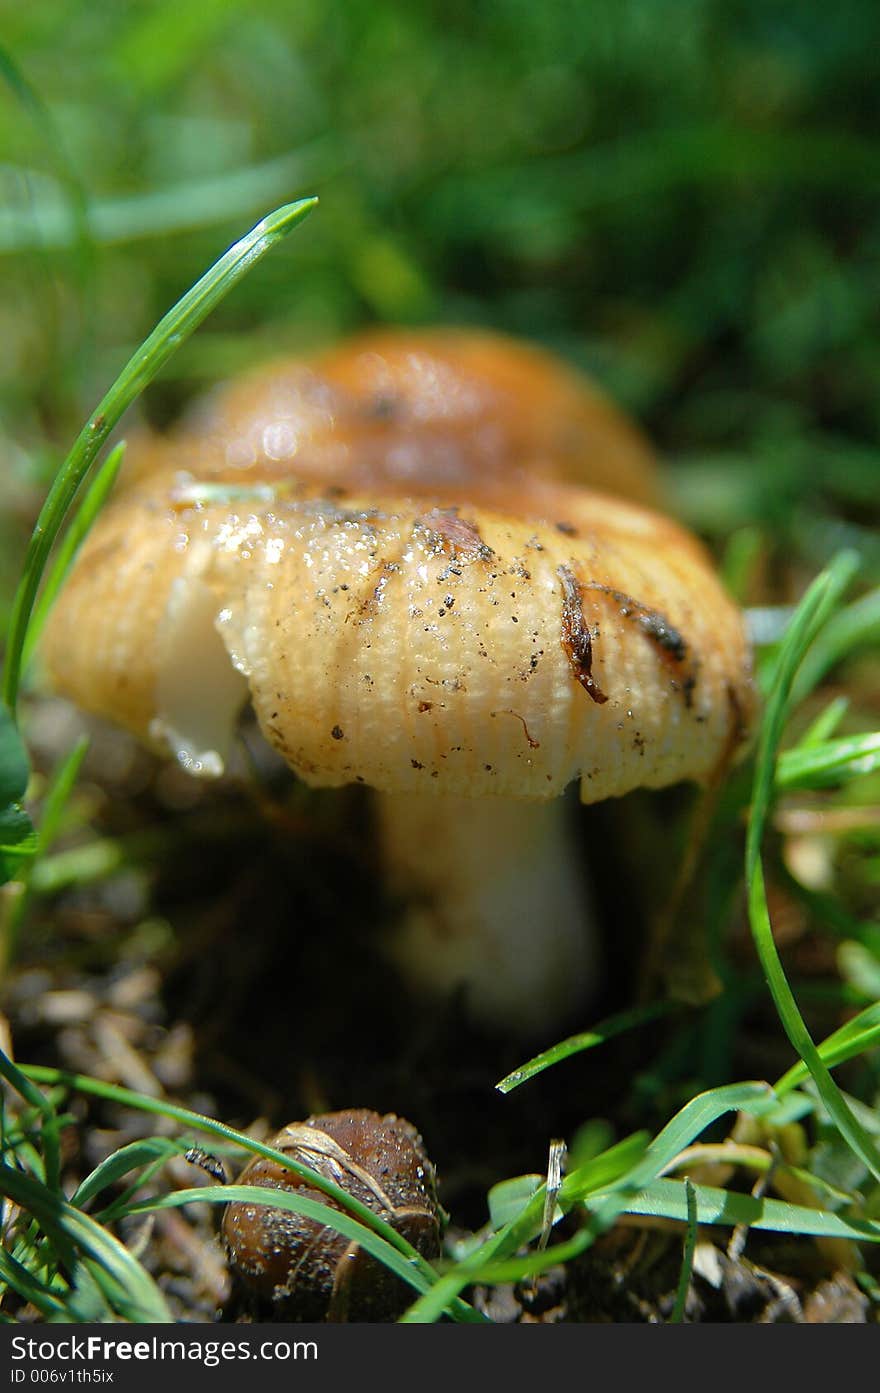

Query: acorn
left=222, top=1109, right=442, bottom=1321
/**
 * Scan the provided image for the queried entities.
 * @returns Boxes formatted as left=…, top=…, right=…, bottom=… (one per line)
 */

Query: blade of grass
left=790, top=584, right=880, bottom=705
left=2, top=196, right=317, bottom=715
left=662, top=1142, right=858, bottom=1208
left=72, top=1136, right=189, bottom=1210
left=621, top=1176, right=880, bottom=1243
left=776, top=731, right=880, bottom=791
left=798, top=695, right=851, bottom=748
left=749, top=551, right=861, bottom=846
left=21, top=443, right=126, bottom=673
left=669, top=1179, right=698, bottom=1323
left=27, top=828, right=171, bottom=896
left=455, top=1172, right=854, bottom=1305
left=0, top=1050, right=61, bottom=1194
left=829, top=1088, right=880, bottom=1139
left=30, top=741, right=91, bottom=858
left=496, top=999, right=677, bottom=1093
left=64, top=1262, right=113, bottom=1323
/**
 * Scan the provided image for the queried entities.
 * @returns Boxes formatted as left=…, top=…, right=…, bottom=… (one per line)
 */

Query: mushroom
left=42, top=328, right=755, bottom=1033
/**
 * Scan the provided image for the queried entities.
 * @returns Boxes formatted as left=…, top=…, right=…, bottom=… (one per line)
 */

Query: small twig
left=727, top=1143, right=777, bottom=1261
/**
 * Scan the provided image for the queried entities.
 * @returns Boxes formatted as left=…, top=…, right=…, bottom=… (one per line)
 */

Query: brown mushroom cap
left=166, top=326, right=662, bottom=510
left=42, top=328, right=754, bottom=800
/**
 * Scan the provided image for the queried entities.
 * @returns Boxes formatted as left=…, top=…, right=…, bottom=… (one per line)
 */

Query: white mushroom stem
left=374, top=788, right=598, bottom=1035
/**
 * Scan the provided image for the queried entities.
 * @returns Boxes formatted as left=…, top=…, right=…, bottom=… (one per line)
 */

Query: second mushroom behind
left=42, top=327, right=755, bottom=1035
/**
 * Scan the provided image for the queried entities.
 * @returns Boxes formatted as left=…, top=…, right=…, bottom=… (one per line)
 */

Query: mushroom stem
left=375, top=788, right=598, bottom=1035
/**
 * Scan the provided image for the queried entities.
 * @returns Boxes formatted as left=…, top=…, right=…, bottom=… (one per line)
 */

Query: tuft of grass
left=745, top=552, right=880, bottom=1185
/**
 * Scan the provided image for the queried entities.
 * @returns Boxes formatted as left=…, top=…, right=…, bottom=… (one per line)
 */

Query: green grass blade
left=487, top=1173, right=543, bottom=1230
left=27, top=830, right=168, bottom=896
left=72, top=1137, right=188, bottom=1210
left=496, top=999, right=676, bottom=1093
left=748, top=551, right=860, bottom=862
left=430, top=1226, right=606, bottom=1289
left=669, top=1179, right=698, bottom=1323
left=0, top=1050, right=61, bottom=1194
left=95, top=1154, right=189, bottom=1226
left=65, top=1262, right=114, bottom=1323
left=622, top=1177, right=880, bottom=1244
left=798, top=695, right=850, bottom=748
left=776, top=731, right=880, bottom=791
left=790, top=584, right=880, bottom=704
left=32, top=741, right=91, bottom=859
left=601, top=1082, right=773, bottom=1189
left=664, top=1142, right=859, bottom=1208
left=484, top=1134, right=648, bottom=1233
left=2, top=196, right=317, bottom=715
left=832, top=1088, right=880, bottom=1139
left=22, top=443, right=126, bottom=673
left=748, top=870, right=880, bottom=1187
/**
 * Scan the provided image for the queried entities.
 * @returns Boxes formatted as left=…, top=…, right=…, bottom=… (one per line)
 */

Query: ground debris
left=804, top=1274, right=870, bottom=1324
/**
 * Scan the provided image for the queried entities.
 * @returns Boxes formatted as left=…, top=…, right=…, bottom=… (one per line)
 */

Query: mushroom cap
left=42, top=328, right=754, bottom=800
left=165, top=326, right=662, bottom=511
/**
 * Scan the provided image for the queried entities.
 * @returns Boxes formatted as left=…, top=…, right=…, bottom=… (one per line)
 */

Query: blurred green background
left=2, top=0, right=879, bottom=615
